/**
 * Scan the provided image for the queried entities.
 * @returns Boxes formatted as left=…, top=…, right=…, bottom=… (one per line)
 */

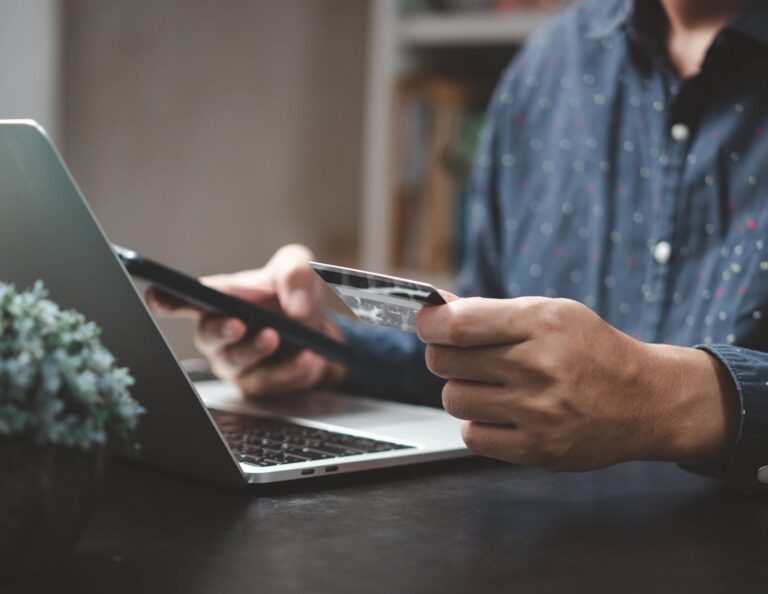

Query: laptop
left=0, top=120, right=469, bottom=487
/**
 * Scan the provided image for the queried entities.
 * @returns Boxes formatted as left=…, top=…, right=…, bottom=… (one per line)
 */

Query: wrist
left=640, top=343, right=740, bottom=465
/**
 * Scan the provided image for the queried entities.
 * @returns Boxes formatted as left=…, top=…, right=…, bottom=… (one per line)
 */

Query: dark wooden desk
left=8, top=458, right=768, bottom=594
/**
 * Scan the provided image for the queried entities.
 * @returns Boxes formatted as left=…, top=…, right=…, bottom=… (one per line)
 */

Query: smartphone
left=113, top=245, right=357, bottom=367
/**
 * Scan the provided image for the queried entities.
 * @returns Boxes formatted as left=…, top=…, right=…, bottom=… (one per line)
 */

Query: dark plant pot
left=0, top=441, right=106, bottom=579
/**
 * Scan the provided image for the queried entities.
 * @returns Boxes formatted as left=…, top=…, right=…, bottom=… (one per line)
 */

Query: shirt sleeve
left=331, top=312, right=443, bottom=407
left=687, top=344, right=768, bottom=493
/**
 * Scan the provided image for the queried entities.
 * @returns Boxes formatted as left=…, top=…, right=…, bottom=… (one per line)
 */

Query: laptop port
left=325, top=465, right=339, bottom=473
left=301, top=469, right=315, bottom=476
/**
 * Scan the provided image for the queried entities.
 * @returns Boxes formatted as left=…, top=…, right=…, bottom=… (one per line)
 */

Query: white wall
left=0, top=0, right=60, bottom=141
left=0, top=0, right=368, bottom=359
left=61, top=0, right=368, bottom=358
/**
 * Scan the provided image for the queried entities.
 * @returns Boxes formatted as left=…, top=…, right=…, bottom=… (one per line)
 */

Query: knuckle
left=443, top=299, right=473, bottom=344
left=424, top=344, right=438, bottom=374
left=522, top=396, right=558, bottom=423
left=444, top=315, right=467, bottom=345
left=416, top=308, right=439, bottom=341
left=441, top=381, right=468, bottom=419
left=414, top=312, right=428, bottom=340
left=536, top=300, right=567, bottom=332
left=425, top=345, right=447, bottom=377
left=525, top=351, right=560, bottom=378
left=460, top=422, right=484, bottom=453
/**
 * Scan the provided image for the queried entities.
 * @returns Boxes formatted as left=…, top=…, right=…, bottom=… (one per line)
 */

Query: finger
left=416, top=296, right=550, bottom=346
left=425, top=343, right=521, bottom=384
left=201, top=268, right=278, bottom=307
left=145, top=287, right=204, bottom=319
left=269, top=244, right=322, bottom=320
left=194, top=315, right=247, bottom=356
left=236, top=350, right=326, bottom=397
left=212, top=328, right=281, bottom=378
left=436, top=289, right=459, bottom=302
left=460, top=421, right=533, bottom=465
left=441, top=379, right=518, bottom=424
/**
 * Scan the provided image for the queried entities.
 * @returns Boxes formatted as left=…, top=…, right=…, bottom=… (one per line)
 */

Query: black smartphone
left=113, top=245, right=356, bottom=367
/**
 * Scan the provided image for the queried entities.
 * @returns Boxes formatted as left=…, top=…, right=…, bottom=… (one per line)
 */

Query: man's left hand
left=416, top=295, right=740, bottom=471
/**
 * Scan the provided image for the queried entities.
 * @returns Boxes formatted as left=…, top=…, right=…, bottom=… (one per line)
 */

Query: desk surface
left=9, top=458, right=768, bottom=594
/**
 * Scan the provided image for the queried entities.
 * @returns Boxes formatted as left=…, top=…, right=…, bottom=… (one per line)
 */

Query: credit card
left=309, top=262, right=446, bottom=332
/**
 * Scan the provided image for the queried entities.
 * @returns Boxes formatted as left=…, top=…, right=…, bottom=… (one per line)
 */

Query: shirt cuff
left=690, top=344, right=768, bottom=492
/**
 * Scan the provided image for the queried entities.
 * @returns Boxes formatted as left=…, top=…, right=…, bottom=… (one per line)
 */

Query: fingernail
left=253, top=332, right=268, bottom=353
left=223, top=319, right=243, bottom=340
left=289, top=289, right=310, bottom=317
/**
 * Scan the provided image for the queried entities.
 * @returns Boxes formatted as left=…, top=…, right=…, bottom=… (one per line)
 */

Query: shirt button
left=653, top=241, right=672, bottom=265
left=757, top=465, right=768, bottom=484
left=671, top=123, right=690, bottom=143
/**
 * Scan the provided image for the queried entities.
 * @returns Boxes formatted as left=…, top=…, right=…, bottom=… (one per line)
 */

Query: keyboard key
left=289, top=446, right=334, bottom=460
left=317, top=443, right=366, bottom=456
left=209, top=409, right=412, bottom=467
left=281, top=453, right=311, bottom=463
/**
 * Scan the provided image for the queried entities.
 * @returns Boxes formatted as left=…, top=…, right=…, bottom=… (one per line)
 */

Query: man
left=151, top=0, right=768, bottom=491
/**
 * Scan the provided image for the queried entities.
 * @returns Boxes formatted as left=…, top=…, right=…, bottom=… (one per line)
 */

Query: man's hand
left=147, top=244, right=347, bottom=397
left=416, top=296, right=740, bottom=471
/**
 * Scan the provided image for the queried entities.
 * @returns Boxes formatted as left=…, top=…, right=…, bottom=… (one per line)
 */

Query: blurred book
left=390, top=76, right=484, bottom=275
left=399, top=0, right=572, bottom=15
left=390, top=0, right=575, bottom=277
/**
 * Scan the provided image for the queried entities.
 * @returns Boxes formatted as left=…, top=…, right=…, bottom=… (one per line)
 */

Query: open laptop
left=0, top=120, right=468, bottom=487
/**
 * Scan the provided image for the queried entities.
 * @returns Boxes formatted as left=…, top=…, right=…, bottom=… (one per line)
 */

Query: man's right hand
left=146, top=244, right=347, bottom=398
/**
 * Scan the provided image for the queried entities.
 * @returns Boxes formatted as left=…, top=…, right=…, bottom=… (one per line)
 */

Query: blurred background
left=0, top=0, right=570, bottom=358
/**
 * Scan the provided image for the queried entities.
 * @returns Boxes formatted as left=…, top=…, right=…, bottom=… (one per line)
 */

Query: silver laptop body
left=0, top=120, right=468, bottom=487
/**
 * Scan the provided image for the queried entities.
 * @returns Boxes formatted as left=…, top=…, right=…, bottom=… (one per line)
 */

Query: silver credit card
left=310, top=262, right=446, bottom=333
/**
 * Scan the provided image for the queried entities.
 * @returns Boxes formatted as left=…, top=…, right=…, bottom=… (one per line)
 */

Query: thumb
left=437, top=289, right=460, bottom=303
left=270, top=244, right=322, bottom=319
left=201, top=268, right=277, bottom=304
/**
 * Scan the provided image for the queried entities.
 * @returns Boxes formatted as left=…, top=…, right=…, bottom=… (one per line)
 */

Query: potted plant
left=0, top=281, right=143, bottom=578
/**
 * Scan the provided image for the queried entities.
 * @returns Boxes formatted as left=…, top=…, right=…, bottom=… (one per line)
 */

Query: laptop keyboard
left=210, top=409, right=413, bottom=467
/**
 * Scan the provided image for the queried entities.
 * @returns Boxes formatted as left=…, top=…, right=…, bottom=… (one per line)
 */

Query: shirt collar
left=730, top=0, right=768, bottom=47
left=585, top=0, right=768, bottom=49
left=584, top=0, right=632, bottom=40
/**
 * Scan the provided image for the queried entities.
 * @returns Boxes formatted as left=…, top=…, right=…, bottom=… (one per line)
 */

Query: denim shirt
left=336, top=0, right=768, bottom=491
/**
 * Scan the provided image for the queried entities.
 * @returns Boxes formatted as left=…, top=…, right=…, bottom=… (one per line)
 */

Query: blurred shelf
left=361, top=1, right=556, bottom=275
left=397, top=10, right=551, bottom=47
